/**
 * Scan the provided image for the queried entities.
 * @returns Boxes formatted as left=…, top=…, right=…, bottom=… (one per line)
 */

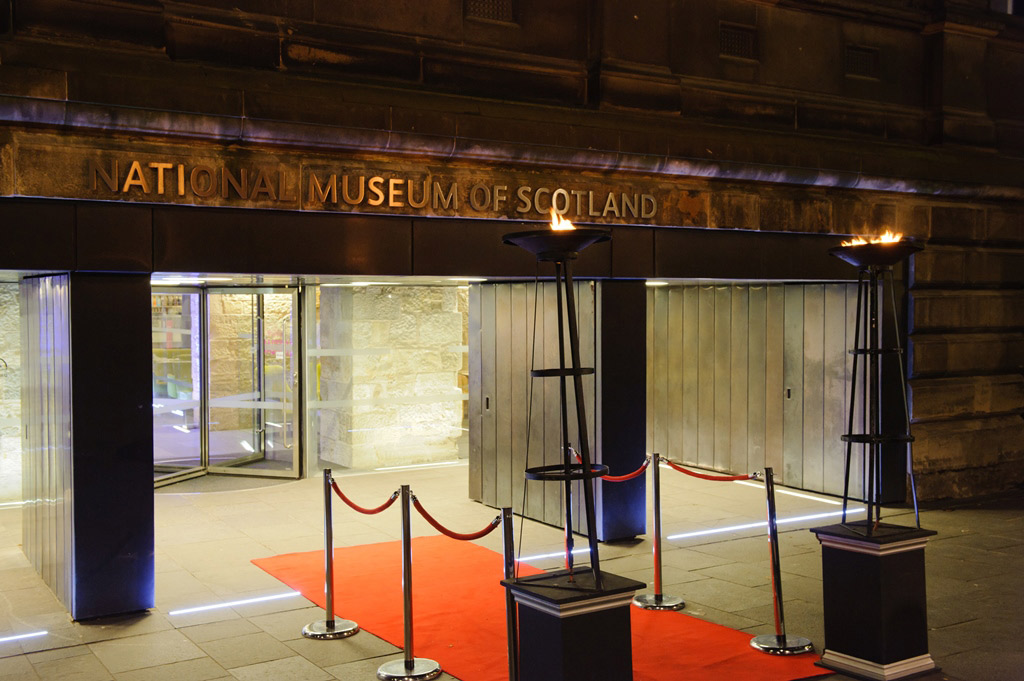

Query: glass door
left=152, top=289, right=203, bottom=485
left=206, top=288, right=299, bottom=477
left=152, top=286, right=300, bottom=486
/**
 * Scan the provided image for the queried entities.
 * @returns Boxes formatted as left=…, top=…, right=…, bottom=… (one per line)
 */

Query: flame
left=549, top=208, right=576, bottom=231
left=841, top=230, right=903, bottom=247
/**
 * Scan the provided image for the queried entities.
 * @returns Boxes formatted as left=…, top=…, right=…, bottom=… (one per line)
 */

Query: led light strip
left=168, top=591, right=301, bottom=616
left=516, top=548, right=589, bottom=563
left=733, top=479, right=843, bottom=505
left=373, top=461, right=466, bottom=472
left=0, top=631, right=47, bottom=644
left=666, top=508, right=865, bottom=541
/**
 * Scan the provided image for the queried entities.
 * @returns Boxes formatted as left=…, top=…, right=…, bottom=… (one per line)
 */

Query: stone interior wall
left=0, top=285, right=20, bottom=502
left=317, top=285, right=467, bottom=469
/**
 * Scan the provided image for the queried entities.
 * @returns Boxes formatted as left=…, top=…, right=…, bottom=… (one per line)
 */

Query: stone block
left=0, top=65, right=66, bottom=100
left=909, top=247, right=964, bottom=286
left=964, top=249, right=1024, bottom=286
left=916, top=458, right=1024, bottom=500
left=794, top=197, right=833, bottom=233
left=710, top=193, right=759, bottom=229
left=930, top=205, right=984, bottom=242
left=910, top=374, right=1024, bottom=421
left=758, top=196, right=794, bottom=231
left=910, top=332, right=1024, bottom=377
left=834, top=199, right=898, bottom=235
left=986, top=208, right=1024, bottom=243
left=352, top=320, right=389, bottom=347
left=913, top=414, right=1024, bottom=473
left=166, top=17, right=281, bottom=69
left=352, top=289, right=402, bottom=321
left=911, top=290, right=1024, bottom=331
left=420, top=312, right=462, bottom=346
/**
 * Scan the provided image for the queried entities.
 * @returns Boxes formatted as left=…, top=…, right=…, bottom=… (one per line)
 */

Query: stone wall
left=317, top=285, right=467, bottom=469
left=909, top=205, right=1024, bottom=499
left=0, top=285, right=20, bottom=502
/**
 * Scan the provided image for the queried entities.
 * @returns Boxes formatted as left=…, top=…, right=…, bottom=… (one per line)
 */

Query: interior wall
left=314, top=285, right=467, bottom=469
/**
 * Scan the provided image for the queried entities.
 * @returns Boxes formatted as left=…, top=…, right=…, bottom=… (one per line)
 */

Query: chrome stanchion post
left=633, top=454, right=684, bottom=611
left=377, top=486, right=441, bottom=681
left=502, top=507, right=519, bottom=681
left=751, top=468, right=813, bottom=655
left=303, top=468, right=359, bottom=640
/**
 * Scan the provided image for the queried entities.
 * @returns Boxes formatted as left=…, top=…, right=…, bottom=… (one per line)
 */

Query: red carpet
left=253, top=536, right=827, bottom=681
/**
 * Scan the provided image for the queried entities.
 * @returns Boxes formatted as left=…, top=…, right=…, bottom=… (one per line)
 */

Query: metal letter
left=493, top=185, right=508, bottom=211
left=220, top=167, right=248, bottom=199
left=642, top=194, right=658, bottom=218
left=407, top=178, right=429, bottom=208
left=341, top=175, right=364, bottom=204
left=309, top=173, right=338, bottom=203
left=433, top=181, right=457, bottom=210
left=389, top=177, right=405, bottom=207
left=515, top=185, right=532, bottom=213
left=190, top=166, right=216, bottom=198
left=89, top=159, right=118, bottom=192
left=367, top=176, right=385, bottom=206
left=121, top=161, right=150, bottom=194
left=602, top=192, right=620, bottom=218
left=148, top=162, right=173, bottom=195
left=250, top=169, right=277, bottom=201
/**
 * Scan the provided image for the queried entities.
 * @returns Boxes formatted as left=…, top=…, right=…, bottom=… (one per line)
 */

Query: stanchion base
left=632, top=593, right=685, bottom=611
left=376, top=658, right=442, bottom=681
left=750, top=633, right=814, bottom=655
left=302, top=619, right=359, bottom=640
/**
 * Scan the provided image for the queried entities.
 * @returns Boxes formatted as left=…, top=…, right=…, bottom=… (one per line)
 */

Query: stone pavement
left=0, top=462, right=1020, bottom=680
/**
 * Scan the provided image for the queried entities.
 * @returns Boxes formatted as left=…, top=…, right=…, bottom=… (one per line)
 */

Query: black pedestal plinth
left=502, top=569, right=644, bottom=681
left=811, top=522, right=938, bottom=681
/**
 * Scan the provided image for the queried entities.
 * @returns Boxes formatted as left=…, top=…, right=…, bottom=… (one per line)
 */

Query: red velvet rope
left=330, top=480, right=400, bottom=515
left=412, top=498, right=501, bottom=541
left=662, top=458, right=755, bottom=482
left=571, top=453, right=651, bottom=482
left=601, top=458, right=650, bottom=482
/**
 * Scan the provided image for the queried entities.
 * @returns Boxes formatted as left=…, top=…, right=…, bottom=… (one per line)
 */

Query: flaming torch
left=549, top=207, right=576, bottom=231
left=831, top=229, right=919, bottom=268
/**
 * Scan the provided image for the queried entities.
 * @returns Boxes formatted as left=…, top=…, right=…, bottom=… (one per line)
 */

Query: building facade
left=1, top=0, right=1022, bottom=619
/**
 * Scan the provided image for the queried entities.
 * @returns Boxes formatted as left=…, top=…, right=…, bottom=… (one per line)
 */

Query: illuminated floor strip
left=374, top=461, right=466, bottom=472
left=733, top=480, right=843, bottom=505
left=168, top=591, right=302, bottom=616
left=516, top=548, right=589, bottom=563
left=666, top=508, right=865, bottom=541
left=0, top=631, right=46, bottom=644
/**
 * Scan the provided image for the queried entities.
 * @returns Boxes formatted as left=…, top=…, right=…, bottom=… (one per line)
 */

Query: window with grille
left=465, top=0, right=517, bottom=23
left=719, top=24, right=757, bottom=60
left=845, top=45, right=879, bottom=79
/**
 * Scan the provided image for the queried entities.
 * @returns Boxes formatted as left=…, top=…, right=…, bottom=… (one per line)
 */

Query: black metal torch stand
left=811, top=240, right=937, bottom=681
left=500, top=227, right=644, bottom=681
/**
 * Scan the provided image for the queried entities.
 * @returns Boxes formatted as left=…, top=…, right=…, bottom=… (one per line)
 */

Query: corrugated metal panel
left=20, top=275, right=74, bottom=611
left=649, top=283, right=855, bottom=496
left=470, top=281, right=597, bottom=530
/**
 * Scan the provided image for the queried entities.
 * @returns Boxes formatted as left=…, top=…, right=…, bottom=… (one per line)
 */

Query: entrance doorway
left=152, top=287, right=300, bottom=486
